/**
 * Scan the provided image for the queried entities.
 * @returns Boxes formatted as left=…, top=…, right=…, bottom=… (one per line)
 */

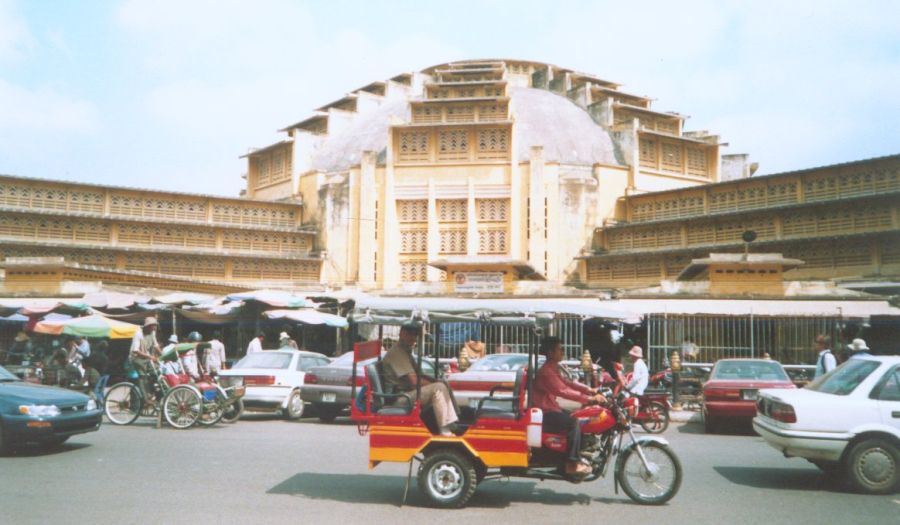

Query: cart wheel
left=221, top=398, right=244, bottom=423
left=284, top=390, right=305, bottom=420
left=639, top=402, right=670, bottom=434
left=417, top=449, right=478, bottom=508
left=104, top=382, right=142, bottom=425
left=198, top=387, right=227, bottom=427
left=163, top=385, right=202, bottom=429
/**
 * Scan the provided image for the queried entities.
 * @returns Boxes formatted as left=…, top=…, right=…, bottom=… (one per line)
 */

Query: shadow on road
left=268, top=472, right=613, bottom=508
left=714, top=466, right=841, bottom=491
left=1, top=442, right=91, bottom=458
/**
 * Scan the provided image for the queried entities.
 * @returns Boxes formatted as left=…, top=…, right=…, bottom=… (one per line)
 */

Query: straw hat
left=14, top=331, right=29, bottom=342
left=279, top=332, right=290, bottom=340
left=628, top=346, right=644, bottom=359
left=847, top=338, right=870, bottom=352
left=143, top=317, right=158, bottom=327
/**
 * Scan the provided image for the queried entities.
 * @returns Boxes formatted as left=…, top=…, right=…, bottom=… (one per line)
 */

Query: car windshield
left=710, top=360, right=789, bottom=381
left=806, top=359, right=880, bottom=395
left=469, top=354, right=543, bottom=372
left=0, top=365, right=20, bottom=381
left=234, top=353, right=293, bottom=370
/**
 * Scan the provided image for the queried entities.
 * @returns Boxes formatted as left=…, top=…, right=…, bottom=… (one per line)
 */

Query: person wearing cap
left=847, top=338, right=872, bottom=360
left=130, top=317, right=161, bottom=401
left=626, top=345, right=649, bottom=396
left=246, top=333, right=265, bottom=355
left=279, top=331, right=299, bottom=350
left=534, top=336, right=606, bottom=477
left=382, top=322, right=459, bottom=436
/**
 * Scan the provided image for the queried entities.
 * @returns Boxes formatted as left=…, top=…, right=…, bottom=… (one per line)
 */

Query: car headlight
left=19, top=405, right=61, bottom=417
left=86, top=399, right=97, bottom=411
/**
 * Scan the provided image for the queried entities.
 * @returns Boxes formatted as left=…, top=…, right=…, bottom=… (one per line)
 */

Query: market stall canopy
left=0, top=299, right=91, bottom=317
left=83, top=292, right=150, bottom=310
left=351, top=296, right=633, bottom=325
left=226, top=290, right=309, bottom=308
left=33, top=314, right=140, bottom=339
left=0, top=313, right=28, bottom=323
left=607, top=298, right=900, bottom=317
left=150, top=292, right=216, bottom=306
left=264, top=309, right=349, bottom=328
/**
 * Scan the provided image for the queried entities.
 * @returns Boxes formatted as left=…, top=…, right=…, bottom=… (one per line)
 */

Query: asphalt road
left=1, top=414, right=897, bottom=525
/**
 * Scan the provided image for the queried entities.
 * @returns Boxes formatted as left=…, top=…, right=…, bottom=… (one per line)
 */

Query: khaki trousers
left=408, top=382, right=458, bottom=428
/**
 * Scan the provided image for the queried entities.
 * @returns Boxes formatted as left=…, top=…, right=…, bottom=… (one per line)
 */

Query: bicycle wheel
left=162, top=385, right=202, bottom=429
left=197, top=386, right=226, bottom=427
left=104, top=382, right=142, bottom=425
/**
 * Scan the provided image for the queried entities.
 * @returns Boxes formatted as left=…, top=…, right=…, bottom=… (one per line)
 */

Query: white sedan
left=753, top=355, right=900, bottom=494
left=218, top=350, right=330, bottom=419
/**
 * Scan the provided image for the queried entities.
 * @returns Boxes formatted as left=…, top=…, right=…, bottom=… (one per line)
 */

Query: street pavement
left=1, top=414, right=897, bottom=525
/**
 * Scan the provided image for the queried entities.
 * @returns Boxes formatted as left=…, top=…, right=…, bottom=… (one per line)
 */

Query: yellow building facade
left=582, top=155, right=900, bottom=290
left=243, top=60, right=722, bottom=291
left=0, top=175, right=320, bottom=293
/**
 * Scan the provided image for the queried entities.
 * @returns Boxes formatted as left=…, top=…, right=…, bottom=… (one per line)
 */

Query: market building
left=0, top=175, right=320, bottom=294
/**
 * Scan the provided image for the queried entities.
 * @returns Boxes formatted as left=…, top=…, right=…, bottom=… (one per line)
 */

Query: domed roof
left=309, top=70, right=624, bottom=172
left=509, top=86, right=622, bottom=166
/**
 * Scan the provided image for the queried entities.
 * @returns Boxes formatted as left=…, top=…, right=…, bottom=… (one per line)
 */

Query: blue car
left=0, top=365, right=102, bottom=453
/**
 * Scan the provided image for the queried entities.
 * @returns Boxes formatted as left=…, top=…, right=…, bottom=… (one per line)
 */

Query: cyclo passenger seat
left=473, top=368, right=523, bottom=420
left=365, top=362, right=413, bottom=416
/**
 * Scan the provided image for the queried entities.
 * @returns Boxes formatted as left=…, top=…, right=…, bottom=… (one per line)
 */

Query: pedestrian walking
left=813, top=335, right=836, bottom=378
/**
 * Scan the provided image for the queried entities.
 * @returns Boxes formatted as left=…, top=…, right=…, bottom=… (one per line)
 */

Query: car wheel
left=703, top=411, right=717, bottom=434
left=417, top=449, right=478, bottom=508
left=285, top=390, right=305, bottom=420
left=845, top=438, right=899, bottom=494
left=316, top=403, right=340, bottom=423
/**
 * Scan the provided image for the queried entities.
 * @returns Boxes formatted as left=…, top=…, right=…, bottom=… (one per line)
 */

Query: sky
left=1, top=0, right=898, bottom=197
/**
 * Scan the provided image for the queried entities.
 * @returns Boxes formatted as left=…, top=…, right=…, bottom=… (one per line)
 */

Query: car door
left=872, top=365, right=900, bottom=430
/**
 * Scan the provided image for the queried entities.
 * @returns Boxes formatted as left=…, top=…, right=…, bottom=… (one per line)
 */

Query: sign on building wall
left=454, top=272, right=504, bottom=293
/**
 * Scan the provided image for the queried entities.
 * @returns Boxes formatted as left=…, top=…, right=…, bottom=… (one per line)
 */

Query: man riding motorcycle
left=533, top=336, right=606, bottom=477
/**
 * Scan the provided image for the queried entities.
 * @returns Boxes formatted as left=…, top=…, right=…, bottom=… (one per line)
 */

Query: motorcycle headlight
left=86, top=399, right=97, bottom=411
left=19, top=405, right=61, bottom=418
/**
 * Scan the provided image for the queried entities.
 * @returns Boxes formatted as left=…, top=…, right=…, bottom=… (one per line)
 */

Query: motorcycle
left=494, top=388, right=682, bottom=505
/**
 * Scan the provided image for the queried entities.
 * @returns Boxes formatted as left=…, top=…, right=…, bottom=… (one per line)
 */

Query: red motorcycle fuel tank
left=573, top=405, right=615, bottom=434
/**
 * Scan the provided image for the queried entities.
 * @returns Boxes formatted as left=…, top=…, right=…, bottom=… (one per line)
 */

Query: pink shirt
left=533, top=361, right=594, bottom=412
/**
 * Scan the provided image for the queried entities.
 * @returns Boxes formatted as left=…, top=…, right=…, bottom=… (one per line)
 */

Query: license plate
left=321, top=393, right=336, bottom=403
left=741, top=389, right=758, bottom=400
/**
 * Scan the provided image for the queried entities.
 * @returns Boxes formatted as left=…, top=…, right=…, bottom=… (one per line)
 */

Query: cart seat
left=164, top=373, right=191, bottom=387
left=474, top=369, right=523, bottom=421
left=365, top=363, right=413, bottom=415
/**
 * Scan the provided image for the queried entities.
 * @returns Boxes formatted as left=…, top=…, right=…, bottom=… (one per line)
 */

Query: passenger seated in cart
left=382, top=321, right=459, bottom=436
left=534, top=336, right=607, bottom=477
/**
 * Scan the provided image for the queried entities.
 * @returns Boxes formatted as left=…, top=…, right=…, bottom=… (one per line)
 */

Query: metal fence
left=646, top=314, right=843, bottom=371
left=361, top=317, right=585, bottom=361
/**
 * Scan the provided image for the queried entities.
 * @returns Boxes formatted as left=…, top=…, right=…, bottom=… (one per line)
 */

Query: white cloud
left=0, top=0, right=33, bottom=62
left=0, top=78, right=99, bottom=134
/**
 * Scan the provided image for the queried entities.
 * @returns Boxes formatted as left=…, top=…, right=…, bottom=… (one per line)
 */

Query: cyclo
left=350, top=306, right=683, bottom=508
left=103, top=342, right=244, bottom=429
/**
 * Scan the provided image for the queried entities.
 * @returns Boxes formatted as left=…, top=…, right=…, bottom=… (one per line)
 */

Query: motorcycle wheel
left=221, top=398, right=244, bottom=424
left=617, top=442, right=682, bottom=505
left=104, top=382, right=142, bottom=425
left=639, top=402, right=670, bottom=434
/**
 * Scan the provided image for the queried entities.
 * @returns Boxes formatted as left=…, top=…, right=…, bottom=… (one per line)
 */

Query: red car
left=702, top=358, right=795, bottom=433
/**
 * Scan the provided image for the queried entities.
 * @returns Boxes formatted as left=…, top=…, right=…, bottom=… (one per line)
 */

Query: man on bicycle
left=130, top=317, right=161, bottom=404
